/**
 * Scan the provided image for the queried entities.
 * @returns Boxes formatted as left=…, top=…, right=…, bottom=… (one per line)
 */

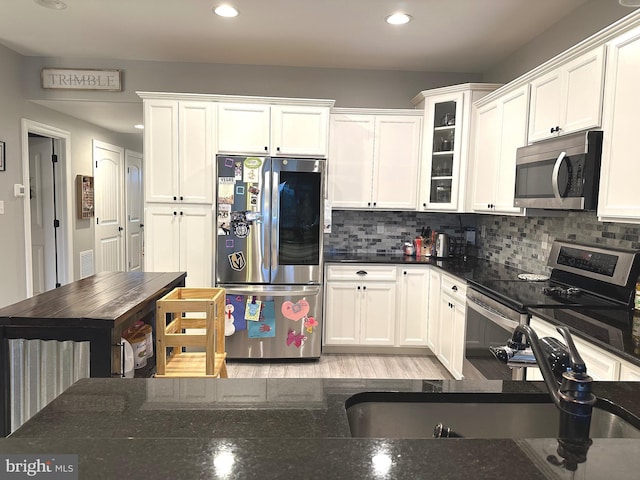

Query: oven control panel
left=557, top=246, right=618, bottom=277
left=548, top=240, right=639, bottom=288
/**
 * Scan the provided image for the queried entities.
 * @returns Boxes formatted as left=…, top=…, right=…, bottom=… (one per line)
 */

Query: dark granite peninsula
left=2, top=378, right=640, bottom=479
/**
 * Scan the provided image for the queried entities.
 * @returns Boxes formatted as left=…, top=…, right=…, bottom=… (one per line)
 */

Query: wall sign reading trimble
left=41, top=68, right=122, bottom=91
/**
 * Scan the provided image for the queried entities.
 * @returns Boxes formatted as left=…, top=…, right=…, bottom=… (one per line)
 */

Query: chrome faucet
left=502, top=324, right=597, bottom=472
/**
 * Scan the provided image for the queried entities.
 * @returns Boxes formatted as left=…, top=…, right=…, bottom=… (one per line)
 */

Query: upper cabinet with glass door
left=412, top=84, right=500, bottom=212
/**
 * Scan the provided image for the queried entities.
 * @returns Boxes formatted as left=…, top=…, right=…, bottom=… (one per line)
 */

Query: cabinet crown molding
left=331, top=107, right=422, bottom=116
left=137, top=91, right=335, bottom=107
left=410, top=83, right=503, bottom=106
left=475, top=8, right=640, bottom=108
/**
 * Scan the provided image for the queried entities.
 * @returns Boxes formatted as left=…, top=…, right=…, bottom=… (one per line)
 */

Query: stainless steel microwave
left=514, top=131, right=603, bottom=210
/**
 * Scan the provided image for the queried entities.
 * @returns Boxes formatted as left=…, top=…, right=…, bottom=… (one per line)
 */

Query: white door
left=125, top=150, right=143, bottom=272
left=94, top=140, right=125, bottom=273
left=29, top=137, right=56, bottom=294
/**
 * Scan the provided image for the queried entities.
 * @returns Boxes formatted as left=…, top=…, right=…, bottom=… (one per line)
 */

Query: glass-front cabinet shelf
left=412, top=83, right=500, bottom=212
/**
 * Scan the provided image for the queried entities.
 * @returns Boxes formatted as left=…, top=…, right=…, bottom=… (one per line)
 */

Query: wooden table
left=0, top=271, right=186, bottom=436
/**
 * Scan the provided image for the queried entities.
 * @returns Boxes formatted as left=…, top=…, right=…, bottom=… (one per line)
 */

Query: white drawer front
left=441, top=273, right=467, bottom=301
left=325, top=264, right=397, bottom=282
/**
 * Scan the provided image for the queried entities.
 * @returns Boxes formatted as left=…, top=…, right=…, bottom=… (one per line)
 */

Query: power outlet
left=541, top=233, right=549, bottom=250
left=0, top=200, right=4, bottom=215
left=377, top=224, right=384, bottom=234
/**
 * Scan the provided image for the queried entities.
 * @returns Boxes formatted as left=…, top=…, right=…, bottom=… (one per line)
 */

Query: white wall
left=21, top=56, right=480, bottom=109
left=483, top=0, right=633, bottom=82
left=0, top=43, right=141, bottom=307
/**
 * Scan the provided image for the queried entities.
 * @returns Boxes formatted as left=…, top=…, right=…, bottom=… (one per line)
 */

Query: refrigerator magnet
left=243, top=157, right=262, bottom=183
left=224, top=304, right=236, bottom=336
left=286, top=329, right=307, bottom=348
left=227, top=251, right=246, bottom=271
left=218, top=178, right=235, bottom=204
left=281, top=299, right=310, bottom=321
left=226, top=295, right=247, bottom=331
left=234, top=162, right=242, bottom=180
left=245, top=298, right=262, bottom=321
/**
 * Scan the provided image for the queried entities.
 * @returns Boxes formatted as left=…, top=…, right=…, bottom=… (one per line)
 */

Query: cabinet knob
left=357, top=286, right=361, bottom=290
left=403, top=271, right=407, bottom=275
left=118, top=226, right=123, bottom=232
left=550, top=126, right=561, bottom=133
left=173, top=211, right=177, bottom=216
left=180, top=211, right=184, bottom=216
left=367, top=202, right=371, bottom=207
left=423, top=203, right=427, bottom=208
left=264, top=146, right=268, bottom=151
left=356, top=270, right=368, bottom=276
left=373, top=202, right=377, bottom=207
left=180, top=196, right=184, bottom=201
left=452, top=285, right=458, bottom=292
left=173, top=196, right=177, bottom=201
left=363, top=285, right=367, bottom=290
left=277, top=147, right=281, bottom=152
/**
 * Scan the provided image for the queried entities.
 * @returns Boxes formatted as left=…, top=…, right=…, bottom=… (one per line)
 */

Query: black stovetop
left=467, top=277, right=626, bottom=312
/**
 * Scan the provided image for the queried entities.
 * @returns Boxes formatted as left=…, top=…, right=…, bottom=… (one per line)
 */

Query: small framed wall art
left=76, top=174, right=94, bottom=219
left=0, top=140, right=5, bottom=171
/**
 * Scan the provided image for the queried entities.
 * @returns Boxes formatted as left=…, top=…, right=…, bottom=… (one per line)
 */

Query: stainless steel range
left=465, top=241, right=640, bottom=380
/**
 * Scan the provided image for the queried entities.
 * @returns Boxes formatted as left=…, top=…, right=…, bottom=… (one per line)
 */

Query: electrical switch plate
left=14, top=184, right=25, bottom=197
left=0, top=201, right=4, bottom=215
left=377, top=224, right=384, bottom=234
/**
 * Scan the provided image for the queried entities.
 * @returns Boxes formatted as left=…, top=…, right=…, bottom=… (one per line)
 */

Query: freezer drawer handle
left=356, top=270, right=368, bottom=276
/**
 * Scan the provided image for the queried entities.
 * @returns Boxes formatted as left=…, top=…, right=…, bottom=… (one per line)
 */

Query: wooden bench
left=155, top=287, right=227, bottom=378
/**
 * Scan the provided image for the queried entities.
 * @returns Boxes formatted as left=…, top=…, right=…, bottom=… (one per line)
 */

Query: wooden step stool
left=155, top=287, right=227, bottom=378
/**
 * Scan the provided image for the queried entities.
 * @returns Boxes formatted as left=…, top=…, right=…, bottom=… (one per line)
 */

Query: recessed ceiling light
left=214, top=4, right=239, bottom=18
left=134, top=124, right=144, bottom=130
left=619, top=0, right=640, bottom=6
left=386, top=13, right=412, bottom=25
left=35, top=0, right=67, bottom=10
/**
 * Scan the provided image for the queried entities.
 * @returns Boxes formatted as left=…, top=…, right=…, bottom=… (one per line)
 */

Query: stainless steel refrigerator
left=215, top=155, right=324, bottom=358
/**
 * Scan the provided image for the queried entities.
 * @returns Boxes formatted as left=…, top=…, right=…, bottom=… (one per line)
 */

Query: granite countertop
left=324, top=253, right=527, bottom=283
left=2, top=377, right=640, bottom=479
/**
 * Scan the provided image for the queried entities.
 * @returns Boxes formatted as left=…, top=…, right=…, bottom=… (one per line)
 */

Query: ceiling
left=0, top=0, right=606, bottom=134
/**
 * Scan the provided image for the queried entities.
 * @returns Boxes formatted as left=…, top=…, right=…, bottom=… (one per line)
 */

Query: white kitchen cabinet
left=528, top=45, right=605, bottom=143
left=396, top=266, right=430, bottom=346
left=328, top=110, right=422, bottom=210
left=144, top=205, right=213, bottom=288
left=470, top=85, right=528, bottom=215
left=619, top=361, right=640, bottom=381
left=598, top=25, right=640, bottom=224
left=218, top=102, right=330, bottom=157
left=427, top=268, right=441, bottom=352
left=324, top=265, right=397, bottom=346
left=412, top=83, right=499, bottom=212
left=527, top=317, right=622, bottom=382
left=437, top=273, right=467, bottom=379
left=143, top=99, right=214, bottom=204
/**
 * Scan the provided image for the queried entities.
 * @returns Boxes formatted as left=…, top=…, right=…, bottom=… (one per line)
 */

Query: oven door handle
left=467, top=297, right=522, bottom=332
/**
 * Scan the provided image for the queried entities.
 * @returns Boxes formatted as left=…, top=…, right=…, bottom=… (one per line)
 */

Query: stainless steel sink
left=346, top=392, right=640, bottom=439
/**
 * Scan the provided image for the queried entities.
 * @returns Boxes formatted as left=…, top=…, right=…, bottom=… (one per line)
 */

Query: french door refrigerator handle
left=263, top=168, right=272, bottom=276
left=271, top=164, right=280, bottom=280
left=222, top=286, right=322, bottom=297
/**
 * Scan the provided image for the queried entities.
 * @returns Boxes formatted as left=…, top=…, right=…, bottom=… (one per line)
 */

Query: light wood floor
left=226, top=353, right=454, bottom=380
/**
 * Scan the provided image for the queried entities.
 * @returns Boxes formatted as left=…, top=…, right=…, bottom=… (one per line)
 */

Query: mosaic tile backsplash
left=325, top=210, right=640, bottom=275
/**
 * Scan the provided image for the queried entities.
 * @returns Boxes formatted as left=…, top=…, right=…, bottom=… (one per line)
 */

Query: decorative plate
left=518, top=273, right=550, bottom=282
